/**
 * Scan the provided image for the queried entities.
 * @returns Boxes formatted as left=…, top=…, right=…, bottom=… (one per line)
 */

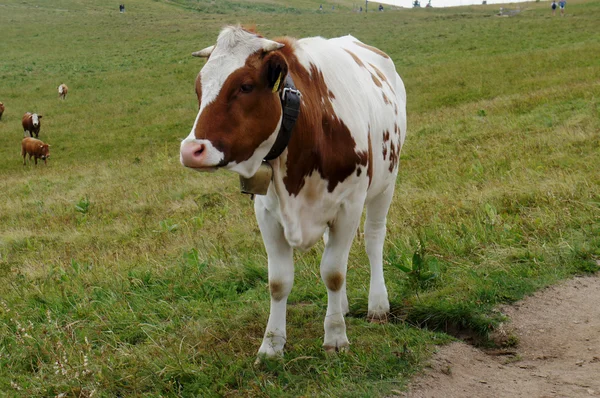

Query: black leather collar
left=264, top=75, right=302, bottom=161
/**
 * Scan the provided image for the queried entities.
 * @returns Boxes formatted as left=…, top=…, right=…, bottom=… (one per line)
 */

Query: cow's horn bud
left=261, top=40, right=284, bottom=53
left=192, top=45, right=215, bottom=58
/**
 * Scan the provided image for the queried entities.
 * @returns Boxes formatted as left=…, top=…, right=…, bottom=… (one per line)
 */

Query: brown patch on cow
left=354, top=41, right=390, bottom=59
left=369, top=63, right=395, bottom=94
left=389, top=139, right=399, bottom=173
left=280, top=57, right=370, bottom=195
left=370, top=72, right=382, bottom=88
left=325, top=272, right=344, bottom=292
left=270, top=280, right=286, bottom=301
left=382, top=92, right=390, bottom=105
left=344, top=49, right=366, bottom=68
left=328, top=90, right=335, bottom=99
left=382, top=129, right=390, bottom=160
left=367, top=134, right=373, bottom=186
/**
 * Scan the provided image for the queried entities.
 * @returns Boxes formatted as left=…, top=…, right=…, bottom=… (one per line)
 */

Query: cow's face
left=32, top=114, right=42, bottom=127
left=39, top=144, right=50, bottom=159
left=180, top=27, right=287, bottom=178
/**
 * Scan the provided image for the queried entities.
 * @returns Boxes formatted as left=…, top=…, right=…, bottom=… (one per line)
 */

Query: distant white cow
left=58, top=84, right=68, bottom=99
left=181, top=26, right=407, bottom=358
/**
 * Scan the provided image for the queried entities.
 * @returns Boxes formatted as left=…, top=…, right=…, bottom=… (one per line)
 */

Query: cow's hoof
left=254, top=352, right=283, bottom=366
left=367, top=311, right=389, bottom=324
left=323, top=342, right=349, bottom=353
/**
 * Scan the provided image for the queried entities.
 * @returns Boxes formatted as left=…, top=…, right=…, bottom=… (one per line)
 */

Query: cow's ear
left=262, top=52, right=288, bottom=93
left=38, top=115, right=43, bottom=119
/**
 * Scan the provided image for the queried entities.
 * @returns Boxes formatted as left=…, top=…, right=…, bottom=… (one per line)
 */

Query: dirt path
left=400, top=274, right=600, bottom=398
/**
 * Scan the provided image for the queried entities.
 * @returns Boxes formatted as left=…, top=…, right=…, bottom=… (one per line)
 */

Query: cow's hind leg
left=321, top=201, right=364, bottom=352
left=255, top=199, right=294, bottom=358
left=364, top=183, right=395, bottom=321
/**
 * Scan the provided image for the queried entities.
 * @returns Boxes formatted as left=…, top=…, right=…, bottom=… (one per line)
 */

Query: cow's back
left=295, top=36, right=406, bottom=200
left=22, top=113, right=31, bottom=128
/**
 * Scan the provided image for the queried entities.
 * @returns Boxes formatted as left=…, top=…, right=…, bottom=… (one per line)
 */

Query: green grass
left=1, top=0, right=599, bottom=395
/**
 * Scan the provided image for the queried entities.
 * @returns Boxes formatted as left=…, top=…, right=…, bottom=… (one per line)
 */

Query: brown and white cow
left=22, top=112, right=42, bottom=138
left=180, top=26, right=406, bottom=358
left=22, top=137, right=50, bottom=165
left=0, top=102, right=4, bottom=120
left=58, top=84, right=68, bottom=99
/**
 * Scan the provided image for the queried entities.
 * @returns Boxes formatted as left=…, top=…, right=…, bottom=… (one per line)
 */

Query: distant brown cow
left=22, top=112, right=42, bottom=138
left=58, top=84, right=68, bottom=99
left=22, top=137, right=50, bottom=165
left=0, top=102, right=4, bottom=120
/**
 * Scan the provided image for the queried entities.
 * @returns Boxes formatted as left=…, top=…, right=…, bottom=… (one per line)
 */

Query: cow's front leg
left=320, top=203, right=364, bottom=352
left=255, top=199, right=294, bottom=358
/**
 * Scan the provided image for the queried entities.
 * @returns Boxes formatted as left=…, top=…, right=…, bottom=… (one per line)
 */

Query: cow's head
left=39, top=143, right=50, bottom=160
left=180, top=26, right=288, bottom=178
left=32, top=113, right=42, bottom=127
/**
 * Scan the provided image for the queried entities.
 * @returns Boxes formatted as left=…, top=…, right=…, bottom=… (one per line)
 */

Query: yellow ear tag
left=272, top=73, right=282, bottom=93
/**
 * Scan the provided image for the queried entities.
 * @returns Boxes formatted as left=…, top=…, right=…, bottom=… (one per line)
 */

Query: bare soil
left=400, top=273, right=600, bottom=398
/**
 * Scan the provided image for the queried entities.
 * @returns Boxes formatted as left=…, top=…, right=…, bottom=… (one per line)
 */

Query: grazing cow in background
left=58, top=84, right=68, bottom=99
left=22, top=112, right=42, bottom=138
left=180, top=26, right=406, bottom=358
left=0, top=102, right=4, bottom=120
left=22, top=137, right=50, bottom=165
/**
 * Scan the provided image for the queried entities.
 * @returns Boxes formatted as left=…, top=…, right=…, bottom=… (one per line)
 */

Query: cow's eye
left=240, top=84, right=254, bottom=94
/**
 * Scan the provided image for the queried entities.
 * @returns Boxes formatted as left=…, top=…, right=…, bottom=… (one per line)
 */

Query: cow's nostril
left=194, top=145, right=205, bottom=157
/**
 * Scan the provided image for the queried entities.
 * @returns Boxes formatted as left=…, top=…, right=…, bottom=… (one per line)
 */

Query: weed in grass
left=74, top=196, right=90, bottom=214
left=392, top=239, right=441, bottom=296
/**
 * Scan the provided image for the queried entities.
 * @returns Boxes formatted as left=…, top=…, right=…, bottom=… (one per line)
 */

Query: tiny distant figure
left=58, top=83, right=68, bottom=100
left=558, top=0, right=565, bottom=15
left=119, top=4, right=125, bottom=13
left=359, top=6, right=363, bottom=12
left=332, top=5, right=334, bottom=10
left=0, top=102, right=4, bottom=121
left=319, top=4, right=323, bottom=11
left=379, top=4, right=384, bottom=11
left=551, top=0, right=557, bottom=15
left=426, top=0, right=432, bottom=7
left=22, top=137, right=50, bottom=166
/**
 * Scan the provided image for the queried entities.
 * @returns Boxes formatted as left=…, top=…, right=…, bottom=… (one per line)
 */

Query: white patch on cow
left=32, top=114, right=39, bottom=127
left=58, top=85, right=64, bottom=94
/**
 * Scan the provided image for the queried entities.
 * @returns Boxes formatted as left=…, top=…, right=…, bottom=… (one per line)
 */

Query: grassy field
left=1, top=0, right=599, bottom=396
